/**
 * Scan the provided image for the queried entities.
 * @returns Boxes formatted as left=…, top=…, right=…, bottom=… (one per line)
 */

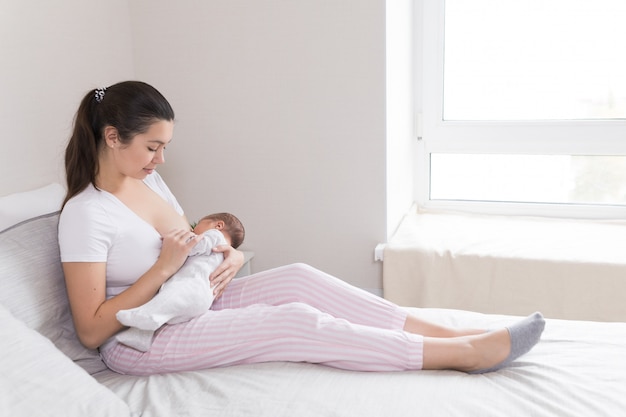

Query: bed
left=1, top=185, right=625, bottom=416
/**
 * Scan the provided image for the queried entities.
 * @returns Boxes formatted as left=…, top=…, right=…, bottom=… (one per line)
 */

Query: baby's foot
left=115, top=327, right=155, bottom=352
left=470, top=312, right=545, bottom=374
left=116, top=308, right=161, bottom=331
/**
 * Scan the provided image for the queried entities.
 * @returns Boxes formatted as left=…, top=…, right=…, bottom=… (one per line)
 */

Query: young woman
left=58, top=81, right=544, bottom=376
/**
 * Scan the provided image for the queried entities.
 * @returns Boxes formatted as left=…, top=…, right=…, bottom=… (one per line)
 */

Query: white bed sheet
left=95, top=308, right=626, bottom=417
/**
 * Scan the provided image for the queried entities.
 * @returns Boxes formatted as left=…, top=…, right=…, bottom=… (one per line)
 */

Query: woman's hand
left=210, top=245, right=244, bottom=299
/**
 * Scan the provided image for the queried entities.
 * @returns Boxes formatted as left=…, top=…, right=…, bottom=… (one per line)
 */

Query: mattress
left=94, top=308, right=626, bottom=416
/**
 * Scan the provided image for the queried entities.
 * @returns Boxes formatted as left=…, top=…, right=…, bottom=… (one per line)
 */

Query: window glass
left=443, top=0, right=626, bottom=121
left=430, top=154, right=626, bottom=206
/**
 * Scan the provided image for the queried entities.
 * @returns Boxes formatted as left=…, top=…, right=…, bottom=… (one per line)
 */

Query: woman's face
left=115, top=120, right=174, bottom=179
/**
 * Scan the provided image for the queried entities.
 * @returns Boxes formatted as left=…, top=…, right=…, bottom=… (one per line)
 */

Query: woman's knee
left=267, top=263, right=322, bottom=284
left=287, top=262, right=335, bottom=286
left=279, top=262, right=318, bottom=274
left=246, top=263, right=336, bottom=304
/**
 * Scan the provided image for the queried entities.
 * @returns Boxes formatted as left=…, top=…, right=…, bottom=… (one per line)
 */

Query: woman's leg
left=101, top=304, right=540, bottom=375
left=213, top=263, right=405, bottom=329
left=209, top=263, right=535, bottom=372
left=213, top=263, right=482, bottom=338
left=100, top=264, right=544, bottom=375
left=213, top=264, right=545, bottom=372
left=403, top=315, right=485, bottom=337
left=101, top=302, right=424, bottom=375
left=422, top=330, right=509, bottom=371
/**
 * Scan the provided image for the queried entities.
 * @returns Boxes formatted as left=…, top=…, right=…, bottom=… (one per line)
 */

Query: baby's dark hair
left=201, top=212, right=245, bottom=249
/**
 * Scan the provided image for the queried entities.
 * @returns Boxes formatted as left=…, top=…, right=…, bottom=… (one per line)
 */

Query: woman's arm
left=63, top=228, right=200, bottom=349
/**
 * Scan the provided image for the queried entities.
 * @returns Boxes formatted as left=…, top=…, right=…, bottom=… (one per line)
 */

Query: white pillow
left=0, top=304, right=132, bottom=417
left=0, top=211, right=108, bottom=375
left=0, top=183, right=65, bottom=231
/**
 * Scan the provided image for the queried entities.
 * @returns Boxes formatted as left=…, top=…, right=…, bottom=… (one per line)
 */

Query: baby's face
left=193, top=219, right=232, bottom=245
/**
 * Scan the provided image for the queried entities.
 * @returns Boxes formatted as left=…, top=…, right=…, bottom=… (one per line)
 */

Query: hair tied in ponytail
left=94, top=87, right=107, bottom=103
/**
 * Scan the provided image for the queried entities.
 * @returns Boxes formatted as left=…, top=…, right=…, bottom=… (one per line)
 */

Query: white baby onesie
left=115, top=229, right=226, bottom=351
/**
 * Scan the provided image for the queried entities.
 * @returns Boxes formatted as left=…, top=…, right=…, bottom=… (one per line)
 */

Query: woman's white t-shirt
left=58, top=172, right=183, bottom=298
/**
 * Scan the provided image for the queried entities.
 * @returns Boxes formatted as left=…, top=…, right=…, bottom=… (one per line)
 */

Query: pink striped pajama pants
left=100, top=263, right=424, bottom=375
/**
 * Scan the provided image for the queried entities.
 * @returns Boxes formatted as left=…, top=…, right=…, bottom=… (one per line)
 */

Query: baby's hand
left=158, top=229, right=199, bottom=276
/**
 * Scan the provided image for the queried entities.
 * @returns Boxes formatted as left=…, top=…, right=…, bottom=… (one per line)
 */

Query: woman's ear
left=103, top=126, right=120, bottom=148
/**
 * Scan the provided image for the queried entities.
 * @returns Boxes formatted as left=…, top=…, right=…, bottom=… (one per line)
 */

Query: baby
left=115, top=212, right=245, bottom=351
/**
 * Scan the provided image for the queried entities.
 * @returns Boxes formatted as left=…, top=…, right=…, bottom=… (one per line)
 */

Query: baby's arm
left=115, top=231, right=226, bottom=350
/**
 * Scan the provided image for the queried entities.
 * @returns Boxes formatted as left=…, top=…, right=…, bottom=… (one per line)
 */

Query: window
left=419, top=0, right=626, bottom=218
left=443, top=0, right=626, bottom=121
left=431, top=154, right=626, bottom=205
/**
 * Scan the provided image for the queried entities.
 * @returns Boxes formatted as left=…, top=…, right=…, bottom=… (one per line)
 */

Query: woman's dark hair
left=62, top=81, right=175, bottom=207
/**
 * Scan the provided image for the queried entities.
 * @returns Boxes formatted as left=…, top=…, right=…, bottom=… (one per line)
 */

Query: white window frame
left=416, top=0, right=626, bottom=219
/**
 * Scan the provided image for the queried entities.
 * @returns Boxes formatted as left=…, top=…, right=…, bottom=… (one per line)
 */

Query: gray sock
left=470, top=312, right=545, bottom=374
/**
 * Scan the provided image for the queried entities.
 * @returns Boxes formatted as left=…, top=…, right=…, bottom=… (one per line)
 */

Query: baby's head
left=193, top=212, right=245, bottom=249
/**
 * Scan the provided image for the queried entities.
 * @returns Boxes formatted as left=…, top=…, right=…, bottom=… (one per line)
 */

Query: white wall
left=128, top=0, right=387, bottom=291
left=1, top=0, right=388, bottom=292
left=0, top=0, right=134, bottom=195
